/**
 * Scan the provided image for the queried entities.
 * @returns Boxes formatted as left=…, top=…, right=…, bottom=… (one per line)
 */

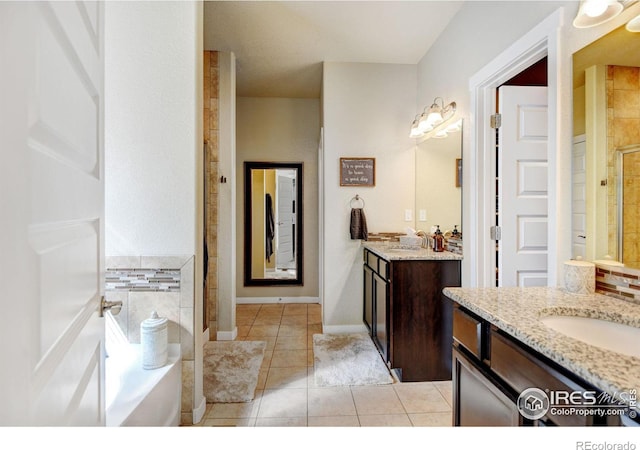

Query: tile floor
left=196, top=303, right=453, bottom=427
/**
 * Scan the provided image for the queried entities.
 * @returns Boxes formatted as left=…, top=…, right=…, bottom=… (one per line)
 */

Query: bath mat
left=313, top=333, right=394, bottom=387
left=203, top=340, right=266, bottom=403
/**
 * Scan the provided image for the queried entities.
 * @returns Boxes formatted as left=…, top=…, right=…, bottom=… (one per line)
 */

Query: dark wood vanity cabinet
left=363, top=248, right=461, bottom=382
left=451, top=303, right=634, bottom=427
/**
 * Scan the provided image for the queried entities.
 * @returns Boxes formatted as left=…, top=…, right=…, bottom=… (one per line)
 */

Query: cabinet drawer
left=453, top=306, right=483, bottom=360
left=365, top=250, right=388, bottom=279
left=490, top=328, right=593, bottom=426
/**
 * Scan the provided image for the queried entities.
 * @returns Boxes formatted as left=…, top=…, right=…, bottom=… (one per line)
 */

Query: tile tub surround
left=596, top=262, right=640, bottom=305
left=443, top=286, right=640, bottom=404
left=105, top=255, right=197, bottom=425
left=363, top=241, right=463, bottom=261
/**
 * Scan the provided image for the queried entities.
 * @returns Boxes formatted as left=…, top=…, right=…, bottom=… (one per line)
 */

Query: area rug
left=203, top=340, right=266, bottom=403
left=313, top=333, right=394, bottom=387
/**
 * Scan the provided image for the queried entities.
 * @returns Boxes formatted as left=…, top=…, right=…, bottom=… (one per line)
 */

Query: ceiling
left=203, top=1, right=464, bottom=98
left=573, top=22, right=640, bottom=88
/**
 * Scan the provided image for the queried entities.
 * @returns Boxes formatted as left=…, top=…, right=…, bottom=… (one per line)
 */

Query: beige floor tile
left=247, top=324, right=279, bottom=337
left=308, top=416, right=360, bottom=427
left=433, top=380, right=453, bottom=407
left=258, top=304, right=284, bottom=314
left=257, top=388, right=307, bottom=418
left=274, top=335, right=308, bottom=350
left=358, top=414, right=412, bottom=426
left=394, top=383, right=451, bottom=413
left=283, top=304, right=308, bottom=316
left=255, top=417, right=307, bottom=426
left=308, top=304, right=321, bottom=314
left=237, top=304, right=261, bottom=314
left=256, top=370, right=268, bottom=390
left=307, top=324, right=323, bottom=335
left=351, top=385, right=405, bottom=415
left=261, top=350, right=273, bottom=370
left=308, top=387, right=357, bottom=417
left=270, top=349, right=308, bottom=367
left=207, top=395, right=261, bottom=419
left=278, top=325, right=307, bottom=337
left=253, top=315, right=283, bottom=325
left=236, top=325, right=251, bottom=337
left=264, top=366, right=309, bottom=389
left=307, top=313, right=322, bottom=325
left=201, top=417, right=256, bottom=426
left=236, top=316, right=256, bottom=326
left=280, top=315, right=307, bottom=326
left=409, top=412, right=453, bottom=426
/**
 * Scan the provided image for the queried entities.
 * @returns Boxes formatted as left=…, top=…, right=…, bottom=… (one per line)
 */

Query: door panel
left=498, top=86, right=548, bottom=287
left=0, top=1, right=105, bottom=425
left=572, top=137, right=587, bottom=259
left=276, top=173, right=294, bottom=268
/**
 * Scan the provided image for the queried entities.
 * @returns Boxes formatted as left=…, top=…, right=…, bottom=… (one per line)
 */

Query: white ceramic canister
left=563, top=260, right=595, bottom=295
left=140, top=311, right=168, bottom=369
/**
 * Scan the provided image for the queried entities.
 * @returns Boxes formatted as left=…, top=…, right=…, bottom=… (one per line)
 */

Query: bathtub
left=106, top=343, right=182, bottom=426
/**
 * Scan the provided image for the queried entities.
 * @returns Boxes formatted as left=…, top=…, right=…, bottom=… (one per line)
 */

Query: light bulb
left=583, top=0, right=608, bottom=18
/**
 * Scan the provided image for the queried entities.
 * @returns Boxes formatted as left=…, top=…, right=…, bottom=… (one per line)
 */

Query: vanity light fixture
left=627, top=13, right=640, bottom=31
left=572, top=0, right=623, bottom=28
left=410, top=97, right=457, bottom=139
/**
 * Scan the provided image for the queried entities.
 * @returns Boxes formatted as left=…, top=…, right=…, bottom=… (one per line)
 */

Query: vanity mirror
left=415, top=120, right=463, bottom=237
left=572, top=24, right=640, bottom=268
left=244, top=161, right=303, bottom=286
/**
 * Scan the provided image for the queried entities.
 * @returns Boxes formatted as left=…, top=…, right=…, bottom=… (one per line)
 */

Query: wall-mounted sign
left=340, top=157, right=375, bottom=187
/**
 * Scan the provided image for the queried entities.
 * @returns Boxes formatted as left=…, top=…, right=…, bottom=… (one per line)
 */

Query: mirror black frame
left=244, top=161, right=304, bottom=286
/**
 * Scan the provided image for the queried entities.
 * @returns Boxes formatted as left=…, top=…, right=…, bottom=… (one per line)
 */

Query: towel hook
left=350, top=194, right=365, bottom=208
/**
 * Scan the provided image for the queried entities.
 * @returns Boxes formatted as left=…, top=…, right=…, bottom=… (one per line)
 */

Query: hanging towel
left=265, top=193, right=275, bottom=262
left=350, top=208, right=368, bottom=240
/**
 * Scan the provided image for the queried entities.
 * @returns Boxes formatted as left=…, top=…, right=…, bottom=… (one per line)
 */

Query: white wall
left=322, top=62, right=417, bottom=330
left=235, top=97, right=320, bottom=299
left=416, top=1, right=579, bottom=286
left=105, top=1, right=201, bottom=257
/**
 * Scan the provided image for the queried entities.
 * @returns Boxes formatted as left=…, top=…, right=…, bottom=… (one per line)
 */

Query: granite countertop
left=443, top=286, right=640, bottom=402
left=363, top=241, right=463, bottom=261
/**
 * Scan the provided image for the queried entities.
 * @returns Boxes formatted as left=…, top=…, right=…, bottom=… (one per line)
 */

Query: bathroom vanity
left=444, top=287, right=640, bottom=426
left=362, top=242, right=462, bottom=382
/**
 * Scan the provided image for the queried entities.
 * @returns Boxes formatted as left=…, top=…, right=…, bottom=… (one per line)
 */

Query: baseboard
left=216, top=327, right=238, bottom=341
left=321, top=323, right=368, bottom=334
left=236, top=296, right=320, bottom=304
left=202, top=327, right=210, bottom=342
left=192, top=395, right=207, bottom=425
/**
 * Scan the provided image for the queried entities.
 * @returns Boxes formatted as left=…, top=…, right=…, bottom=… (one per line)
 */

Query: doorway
left=467, top=9, right=563, bottom=288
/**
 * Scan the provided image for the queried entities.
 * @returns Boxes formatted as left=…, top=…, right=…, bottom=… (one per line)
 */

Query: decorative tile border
left=106, top=268, right=181, bottom=292
left=595, top=263, right=640, bottom=305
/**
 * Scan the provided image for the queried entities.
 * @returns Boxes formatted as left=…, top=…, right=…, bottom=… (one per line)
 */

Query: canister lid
left=141, top=311, right=168, bottom=330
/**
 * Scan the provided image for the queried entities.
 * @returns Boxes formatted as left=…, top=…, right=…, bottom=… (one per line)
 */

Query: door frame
left=466, top=8, right=563, bottom=288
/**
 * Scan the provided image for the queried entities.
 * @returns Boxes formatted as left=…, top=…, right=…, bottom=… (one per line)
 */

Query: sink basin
left=540, top=315, right=640, bottom=358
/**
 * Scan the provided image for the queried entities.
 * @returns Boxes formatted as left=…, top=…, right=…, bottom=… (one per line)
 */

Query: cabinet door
left=363, top=264, right=374, bottom=333
left=374, top=272, right=389, bottom=362
left=453, top=347, right=523, bottom=426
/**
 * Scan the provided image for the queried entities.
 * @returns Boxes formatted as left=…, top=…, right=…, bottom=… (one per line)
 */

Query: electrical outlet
left=404, top=209, right=412, bottom=221
left=419, top=209, right=427, bottom=221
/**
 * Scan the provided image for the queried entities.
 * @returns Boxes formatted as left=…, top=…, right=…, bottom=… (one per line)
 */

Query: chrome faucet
left=415, top=230, right=428, bottom=248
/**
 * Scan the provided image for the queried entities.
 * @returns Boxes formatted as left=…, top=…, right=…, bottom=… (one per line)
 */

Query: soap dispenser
left=452, top=225, right=460, bottom=238
left=433, top=225, right=444, bottom=252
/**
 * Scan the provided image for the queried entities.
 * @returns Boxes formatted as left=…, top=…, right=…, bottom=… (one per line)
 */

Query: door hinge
left=490, top=113, right=502, bottom=129
left=490, top=225, right=502, bottom=241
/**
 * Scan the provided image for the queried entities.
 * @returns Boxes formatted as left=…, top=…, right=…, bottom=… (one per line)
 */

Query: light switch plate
left=419, top=209, right=426, bottom=221
left=404, top=209, right=412, bottom=221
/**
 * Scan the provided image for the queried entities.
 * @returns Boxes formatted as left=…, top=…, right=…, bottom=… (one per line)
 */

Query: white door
left=0, top=2, right=105, bottom=425
left=276, top=173, right=295, bottom=269
left=498, top=86, right=548, bottom=287
left=572, top=136, right=587, bottom=260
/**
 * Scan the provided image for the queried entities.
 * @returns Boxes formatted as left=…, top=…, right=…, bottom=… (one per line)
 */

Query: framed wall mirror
left=244, top=161, right=303, bottom=286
